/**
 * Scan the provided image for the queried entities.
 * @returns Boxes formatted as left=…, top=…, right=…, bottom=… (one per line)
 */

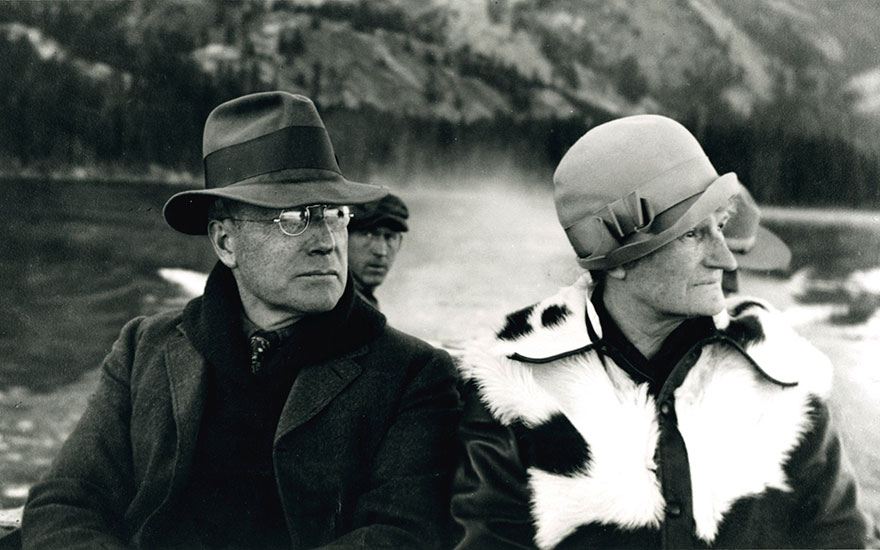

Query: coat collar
left=168, top=261, right=388, bottom=446
left=491, top=273, right=603, bottom=363
left=180, top=261, right=386, bottom=369
left=486, top=273, right=821, bottom=388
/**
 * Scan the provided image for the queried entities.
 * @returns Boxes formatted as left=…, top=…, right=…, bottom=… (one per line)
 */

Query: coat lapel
left=274, top=349, right=365, bottom=441
left=163, top=329, right=208, bottom=479
left=135, top=327, right=208, bottom=542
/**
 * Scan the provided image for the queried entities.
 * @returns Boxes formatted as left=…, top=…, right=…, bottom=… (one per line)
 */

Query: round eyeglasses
left=227, top=205, right=351, bottom=236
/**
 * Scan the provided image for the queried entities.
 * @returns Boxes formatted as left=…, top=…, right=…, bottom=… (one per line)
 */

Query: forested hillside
left=1, top=0, right=879, bottom=207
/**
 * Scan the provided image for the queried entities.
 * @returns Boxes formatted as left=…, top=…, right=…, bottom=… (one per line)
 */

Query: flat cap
left=349, top=194, right=409, bottom=233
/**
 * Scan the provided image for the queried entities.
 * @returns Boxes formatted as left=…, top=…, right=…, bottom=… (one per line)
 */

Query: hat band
left=574, top=173, right=740, bottom=269
left=204, top=126, right=341, bottom=188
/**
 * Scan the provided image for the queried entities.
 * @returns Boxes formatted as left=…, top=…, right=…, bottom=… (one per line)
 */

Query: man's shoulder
left=359, top=324, right=456, bottom=381
left=141, top=308, right=185, bottom=328
left=371, top=324, right=451, bottom=359
left=116, top=308, right=186, bottom=349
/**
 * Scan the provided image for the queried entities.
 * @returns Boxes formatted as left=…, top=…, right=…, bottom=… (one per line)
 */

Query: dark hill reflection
left=0, top=177, right=217, bottom=391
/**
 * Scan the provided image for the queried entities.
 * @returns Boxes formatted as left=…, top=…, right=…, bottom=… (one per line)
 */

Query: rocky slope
left=2, top=0, right=879, bottom=203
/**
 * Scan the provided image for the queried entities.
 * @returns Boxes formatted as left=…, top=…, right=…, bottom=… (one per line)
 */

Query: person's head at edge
left=347, top=194, right=409, bottom=298
left=554, top=114, right=740, bottom=357
left=162, top=91, right=388, bottom=328
left=720, top=182, right=792, bottom=295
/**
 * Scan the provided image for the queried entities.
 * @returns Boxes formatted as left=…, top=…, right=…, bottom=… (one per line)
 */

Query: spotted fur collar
left=468, top=273, right=830, bottom=389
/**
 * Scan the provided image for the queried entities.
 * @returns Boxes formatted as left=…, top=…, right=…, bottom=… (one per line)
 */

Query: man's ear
left=607, top=266, right=626, bottom=280
left=208, top=219, right=238, bottom=269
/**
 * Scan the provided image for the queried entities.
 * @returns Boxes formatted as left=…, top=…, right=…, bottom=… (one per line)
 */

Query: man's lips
left=299, top=270, right=340, bottom=278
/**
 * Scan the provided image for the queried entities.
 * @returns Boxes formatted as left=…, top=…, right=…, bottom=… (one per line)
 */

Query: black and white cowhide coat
left=452, top=274, right=869, bottom=549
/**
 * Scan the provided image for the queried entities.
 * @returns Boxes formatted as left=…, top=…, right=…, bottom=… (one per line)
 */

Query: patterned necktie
left=248, top=331, right=277, bottom=375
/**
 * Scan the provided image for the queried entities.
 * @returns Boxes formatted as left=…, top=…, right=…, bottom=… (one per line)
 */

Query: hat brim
left=163, top=177, right=389, bottom=235
left=733, top=225, right=791, bottom=271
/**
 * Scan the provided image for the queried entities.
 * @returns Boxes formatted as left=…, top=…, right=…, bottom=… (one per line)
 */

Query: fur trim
left=459, top=344, right=562, bottom=427
left=526, top=355, right=664, bottom=548
left=674, top=342, right=820, bottom=542
left=461, top=347, right=665, bottom=549
left=490, top=273, right=597, bottom=361
left=459, top=279, right=834, bottom=548
left=721, top=296, right=832, bottom=394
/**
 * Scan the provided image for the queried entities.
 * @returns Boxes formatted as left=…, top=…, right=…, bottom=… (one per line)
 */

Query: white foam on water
left=846, top=267, right=880, bottom=295
left=0, top=505, right=22, bottom=526
left=1, top=487, right=27, bottom=500
left=157, top=268, right=207, bottom=299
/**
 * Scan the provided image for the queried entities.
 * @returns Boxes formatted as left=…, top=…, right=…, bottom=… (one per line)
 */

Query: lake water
left=1, top=177, right=879, bottom=527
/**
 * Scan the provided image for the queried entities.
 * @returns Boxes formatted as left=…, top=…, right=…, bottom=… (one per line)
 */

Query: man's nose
left=370, top=237, right=389, bottom=256
left=306, top=218, right=337, bottom=254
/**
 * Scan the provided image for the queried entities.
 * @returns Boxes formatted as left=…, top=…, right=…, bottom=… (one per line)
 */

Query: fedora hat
left=163, top=91, right=388, bottom=234
left=554, top=114, right=740, bottom=270
left=724, top=181, right=791, bottom=271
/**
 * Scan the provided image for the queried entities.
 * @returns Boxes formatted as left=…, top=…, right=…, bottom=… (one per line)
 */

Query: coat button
left=660, top=402, right=672, bottom=417
left=667, top=502, right=682, bottom=518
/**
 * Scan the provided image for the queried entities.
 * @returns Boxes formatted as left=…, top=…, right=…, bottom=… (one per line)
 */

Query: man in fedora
left=347, top=193, right=409, bottom=310
left=22, top=92, right=460, bottom=549
left=452, top=115, right=870, bottom=548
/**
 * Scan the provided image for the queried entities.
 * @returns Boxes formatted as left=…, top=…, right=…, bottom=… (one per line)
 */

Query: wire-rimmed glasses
left=227, top=205, right=351, bottom=236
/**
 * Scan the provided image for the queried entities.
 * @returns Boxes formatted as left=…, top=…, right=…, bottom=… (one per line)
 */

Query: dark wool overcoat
left=452, top=275, right=869, bottom=549
left=22, top=265, right=460, bottom=549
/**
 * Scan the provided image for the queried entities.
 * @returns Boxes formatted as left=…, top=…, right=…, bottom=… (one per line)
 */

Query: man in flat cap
left=22, top=92, right=460, bottom=549
left=452, top=115, right=870, bottom=548
left=347, top=194, right=409, bottom=310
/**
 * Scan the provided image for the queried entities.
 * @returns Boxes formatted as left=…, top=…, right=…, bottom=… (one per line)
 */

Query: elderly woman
left=452, top=115, right=869, bottom=549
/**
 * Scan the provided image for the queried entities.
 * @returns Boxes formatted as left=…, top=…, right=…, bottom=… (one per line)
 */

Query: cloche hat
left=163, top=91, right=388, bottom=234
left=554, top=114, right=740, bottom=270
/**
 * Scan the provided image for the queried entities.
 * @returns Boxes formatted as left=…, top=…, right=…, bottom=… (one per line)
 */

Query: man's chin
left=359, top=273, right=387, bottom=287
left=300, top=296, right=343, bottom=314
left=290, top=281, right=345, bottom=310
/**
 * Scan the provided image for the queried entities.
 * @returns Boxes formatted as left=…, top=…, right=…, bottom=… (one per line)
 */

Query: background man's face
left=348, top=227, right=402, bottom=290
left=225, top=204, right=348, bottom=320
left=621, top=208, right=737, bottom=320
